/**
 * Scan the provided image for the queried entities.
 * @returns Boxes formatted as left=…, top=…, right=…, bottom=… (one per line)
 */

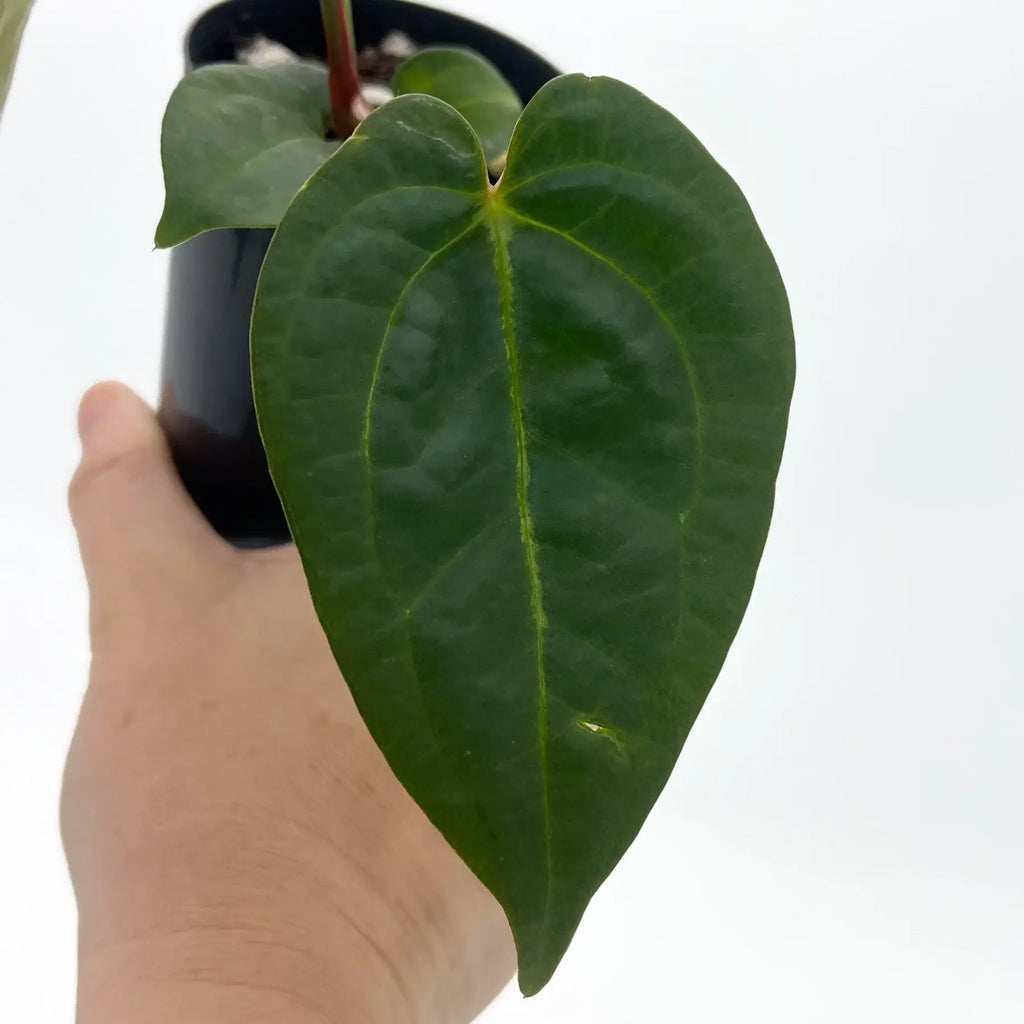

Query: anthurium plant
left=157, top=0, right=795, bottom=996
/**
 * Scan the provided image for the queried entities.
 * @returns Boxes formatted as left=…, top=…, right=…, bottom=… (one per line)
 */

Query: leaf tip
left=153, top=223, right=174, bottom=250
left=508, top=909, right=584, bottom=998
left=515, top=946, right=561, bottom=998
left=154, top=202, right=186, bottom=249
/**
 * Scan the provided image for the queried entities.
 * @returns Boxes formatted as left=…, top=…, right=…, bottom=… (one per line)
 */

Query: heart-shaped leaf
left=252, top=76, right=794, bottom=994
left=392, top=47, right=522, bottom=168
left=156, top=62, right=338, bottom=248
left=1, top=0, right=33, bottom=121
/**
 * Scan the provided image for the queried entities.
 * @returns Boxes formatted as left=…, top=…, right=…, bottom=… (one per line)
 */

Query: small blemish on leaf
left=577, top=718, right=626, bottom=754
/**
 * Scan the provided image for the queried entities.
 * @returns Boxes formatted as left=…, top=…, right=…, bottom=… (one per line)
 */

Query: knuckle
left=68, top=444, right=155, bottom=513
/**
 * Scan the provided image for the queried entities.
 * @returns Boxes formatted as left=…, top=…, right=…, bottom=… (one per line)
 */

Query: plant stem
left=319, top=0, right=365, bottom=137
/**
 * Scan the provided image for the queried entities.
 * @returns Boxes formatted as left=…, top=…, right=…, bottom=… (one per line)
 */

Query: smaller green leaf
left=392, top=47, right=522, bottom=168
left=1, top=0, right=33, bottom=122
left=156, top=62, right=338, bottom=248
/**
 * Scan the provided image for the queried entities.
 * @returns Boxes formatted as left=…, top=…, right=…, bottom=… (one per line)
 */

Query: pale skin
left=63, top=382, right=516, bottom=1023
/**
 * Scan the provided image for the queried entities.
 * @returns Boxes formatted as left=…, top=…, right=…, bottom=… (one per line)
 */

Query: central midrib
left=485, top=202, right=555, bottom=922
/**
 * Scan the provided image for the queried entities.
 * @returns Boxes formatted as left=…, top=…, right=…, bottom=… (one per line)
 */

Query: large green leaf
left=156, top=62, right=337, bottom=248
left=392, top=47, right=522, bottom=168
left=252, top=76, right=794, bottom=993
left=1, top=0, right=33, bottom=121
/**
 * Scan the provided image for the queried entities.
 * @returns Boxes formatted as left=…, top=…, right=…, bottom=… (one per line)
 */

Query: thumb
left=69, top=382, right=234, bottom=631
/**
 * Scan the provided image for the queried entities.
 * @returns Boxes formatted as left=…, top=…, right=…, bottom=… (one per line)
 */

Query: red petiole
left=319, top=0, right=367, bottom=137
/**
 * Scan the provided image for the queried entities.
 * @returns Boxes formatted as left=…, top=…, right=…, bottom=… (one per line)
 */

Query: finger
left=69, top=382, right=236, bottom=631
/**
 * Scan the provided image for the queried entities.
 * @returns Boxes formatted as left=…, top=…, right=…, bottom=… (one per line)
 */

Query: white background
left=2, top=0, right=1023, bottom=1019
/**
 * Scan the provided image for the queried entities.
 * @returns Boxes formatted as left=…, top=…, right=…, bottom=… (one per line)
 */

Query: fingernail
left=78, top=386, right=116, bottom=450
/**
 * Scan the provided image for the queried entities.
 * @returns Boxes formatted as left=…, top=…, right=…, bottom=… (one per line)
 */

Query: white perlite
left=236, top=32, right=411, bottom=114
left=378, top=31, right=418, bottom=59
left=238, top=35, right=304, bottom=68
left=361, top=83, right=396, bottom=110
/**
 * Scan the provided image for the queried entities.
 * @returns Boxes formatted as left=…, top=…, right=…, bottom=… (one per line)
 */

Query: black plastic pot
left=158, top=0, right=560, bottom=546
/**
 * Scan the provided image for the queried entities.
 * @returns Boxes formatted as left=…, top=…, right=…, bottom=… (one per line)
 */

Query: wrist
left=76, top=920, right=417, bottom=1024
left=71, top=825, right=425, bottom=1024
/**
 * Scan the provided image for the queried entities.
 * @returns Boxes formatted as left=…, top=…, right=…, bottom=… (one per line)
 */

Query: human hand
left=62, top=383, right=515, bottom=1024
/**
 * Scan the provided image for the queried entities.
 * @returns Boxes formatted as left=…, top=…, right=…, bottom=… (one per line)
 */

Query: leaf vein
left=362, top=216, right=485, bottom=460
left=403, top=515, right=508, bottom=617
left=500, top=207, right=706, bottom=496
left=500, top=160, right=693, bottom=200
left=532, top=439, right=682, bottom=529
left=485, top=206, right=556, bottom=927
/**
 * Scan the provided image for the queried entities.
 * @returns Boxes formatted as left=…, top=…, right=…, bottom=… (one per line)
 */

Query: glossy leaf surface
left=252, top=76, right=794, bottom=993
left=392, top=47, right=522, bottom=167
left=156, top=63, right=337, bottom=248
left=1, top=0, right=32, bottom=121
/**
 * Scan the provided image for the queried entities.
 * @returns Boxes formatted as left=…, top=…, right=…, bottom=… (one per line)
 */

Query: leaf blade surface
left=252, top=77, right=795, bottom=994
left=156, top=62, right=337, bottom=247
left=392, top=47, right=522, bottom=167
